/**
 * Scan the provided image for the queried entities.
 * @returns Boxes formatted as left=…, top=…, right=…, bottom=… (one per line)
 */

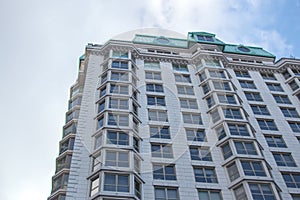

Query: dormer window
left=237, top=46, right=251, bottom=53
left=197, top=35, right=214, bottom=42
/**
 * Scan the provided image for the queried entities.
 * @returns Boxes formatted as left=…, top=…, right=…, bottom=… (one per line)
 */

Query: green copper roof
left=223, top=44, right=275, bottom=58
left=79, top=54, right=85, bottom=61
left=133, top=34, right=188, bottom=48
left=131, top=31, right=275, bottom=59
left=188, top=32, right=225, bottom=45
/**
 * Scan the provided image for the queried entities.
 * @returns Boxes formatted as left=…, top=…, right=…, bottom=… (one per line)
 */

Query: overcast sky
left=0, top=0, right=299, bottom=199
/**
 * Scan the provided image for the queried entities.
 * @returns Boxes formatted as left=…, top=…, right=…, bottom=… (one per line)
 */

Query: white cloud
left=0, top=1, right=295, bottom=200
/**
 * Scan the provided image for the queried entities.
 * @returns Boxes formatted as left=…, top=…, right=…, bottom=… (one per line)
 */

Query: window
left=199, top=72, right=207, bottom=82
left=154, top=187, right=179, bottom=200
left=245, top=92, right=263, bottom=101
left=241, top=161, right=266, bottom=176
left=148, top=110, right=168, bottom=122
left=217, top=94, right=237, bottom=104
left=101, top=73, right=108, bottom=84
left=111, top=61, right=128, bottom=69
left=148, top=96, right=166, bottom=106
left=150, top=126, right=170, bottom=139
left=206, top=96, right=215, bottom=108
left=235, top=70, right=250, bottom=78
left=205, top=60, right=221, bottom=68
left=273, top=94, right=291, bottom=104
left=92, top=154, right=101, bottom=172
left=273, top=152, right=296, bottom=167
left=239, top=80, right=256, bottom=89
left=202, top=83, right=211, bottom=94
left=56, top=155, right=72, bottom=172
left=197, top=35, right=214, bottom=41
left=173, top=63, right=188, bottom=72
left=249, top=183, right=275, bottom=200
left=135, top=179, right=141, bottom=199
left=182, top=113, right=202, bottom=124
left=147, top=83, right=164, bottom=93
left=282, top=172, right=300, bottom=188
left=68, top=97, right=82, bottom=110
left=190, top=147, right=212, bottom=161
left=227, top=162, right=240, bottom=181
left=52, top=173, right=69, bottom=192
left=265, top=135, right=286, bottom=148
left=60, top=137, right=75, bottom=154
left=107, top=131, right=129, bottom=145
left=105, top=151, right=129, bottom=167
left=211, top=110, right=220, bottom=123
left=221, top=142, right=233, bottom=159
left=289, top=80, right=299, bottom=91
left=94, top=134, right=102, bottom=149
left=133, top=137, right=139, bottom=152
left=292, top=69, right=300, bottom=76
left=291, top=194, right=300, bottom=200
left=194, top=167, right=218, bottom=183
left=174, top=74, right=191, bottom=83
left=234, top=141, right=257, bottom=155
left=177, top=85, right=194, bottom=95
left=98, top=100, right=105, bottom=113
left=97, top=116, right=104, bottom=129
left=108, top=113, right=129, bottom=126
left=144, top=61, right=160, bottom=69
left=209, top=70, right=226, bottom=79
left=213, top=81, right=231, bottom=91
left=132, top=157, right=140, bottom=175
left=99, top=87, right=106, bottom=98
left=104, top=173, right=129, bottom=192
left=282, top=70, right=291, bottom=79
left=234, top=185, right=247, bottom=200
left=63, top=123, right=77, bottom=137
left=223, top=108, right=243, bottom=119
left=180, top=98, right=198, bottom=109
left=151, top=143, right=173, bottom=158
left=251, top=105, right=270, bottom=115
left=257, top=119, right=278, bottom=131
left=109, top=98, right=129, bottom=110
left=266, top=83, right=284, bottom=92
left=111, top=71, right=129, bottom=81
left=112, top=51, right=128, bottom=58
left=186, top=128, right=206, bottom=142
left=215, top=125, right=226, bottom=140
left=145, top=71, right=161, bottom=80
left=198, top=189, right=222, bottom=200
left=289, top=121, right=300, bottom=132
left=261, top=72, right=276, bottom=80
left=280, top=107, right=299, bottom=118
left=153, top=164, right=176, bottom=180
left=110, top=84, right=129, bottom=95
left=90, top=177, right=100, bottom=196
left=228, top=123, right=250, bottom=136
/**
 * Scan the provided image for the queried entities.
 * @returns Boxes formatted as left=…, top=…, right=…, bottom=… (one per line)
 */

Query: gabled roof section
left=133, top=34, right=188, bottom=48
left=188, top=32, right=225, bottom=45
left=223, top=44, right=276, bottom=58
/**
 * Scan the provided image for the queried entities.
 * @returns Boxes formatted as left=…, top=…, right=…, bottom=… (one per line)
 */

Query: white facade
left=48, top=29, right=300, bottom=200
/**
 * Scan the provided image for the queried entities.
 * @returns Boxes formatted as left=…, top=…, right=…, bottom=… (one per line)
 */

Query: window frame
left=193, top=166, right=218, bottom=183
left=153, top=163, right=177, bottom=180
left=151, top=143, right=173, bottom=158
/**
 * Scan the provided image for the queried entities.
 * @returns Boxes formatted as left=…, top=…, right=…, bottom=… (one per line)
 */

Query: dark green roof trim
left=79, top=54, right=85, bottom=61
left=133, top=34, right=188, bottom=48
left=223, top=44, right=276, bottom=58
left=188, top=32, right=225, bottom=45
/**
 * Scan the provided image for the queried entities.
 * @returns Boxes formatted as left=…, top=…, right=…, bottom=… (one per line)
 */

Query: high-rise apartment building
left=48, top=29, right=300, bottom=200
